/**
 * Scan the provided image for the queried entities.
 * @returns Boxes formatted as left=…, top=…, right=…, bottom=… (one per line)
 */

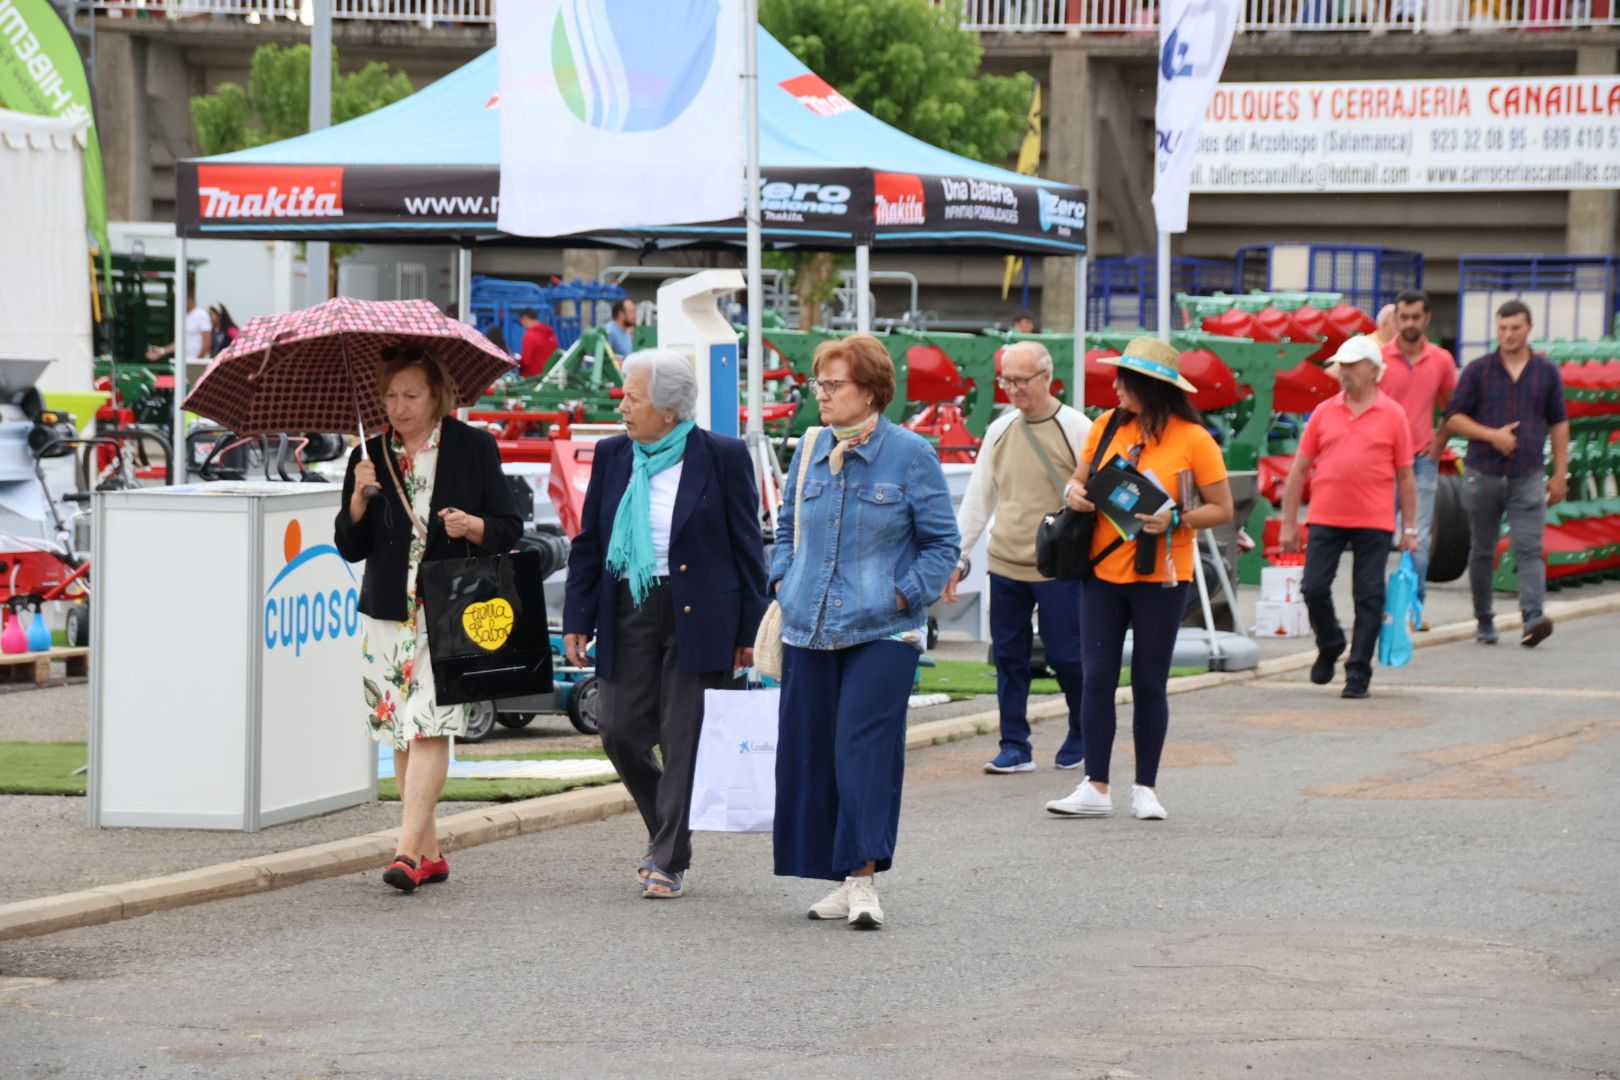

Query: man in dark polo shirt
left=1442, top=300, right=1569, bottom=648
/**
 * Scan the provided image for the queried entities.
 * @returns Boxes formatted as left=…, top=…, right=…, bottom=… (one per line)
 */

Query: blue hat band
left=1117, top=353, right=1184, bottom=383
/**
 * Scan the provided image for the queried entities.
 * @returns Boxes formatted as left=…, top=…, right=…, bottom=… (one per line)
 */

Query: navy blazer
left=563, top=427, right=769, bottom=681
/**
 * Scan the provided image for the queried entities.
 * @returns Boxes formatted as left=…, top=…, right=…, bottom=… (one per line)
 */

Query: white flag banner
left=497, top=0, right=743, bottom=237
left=1152, top=0, right=1239, bottom=235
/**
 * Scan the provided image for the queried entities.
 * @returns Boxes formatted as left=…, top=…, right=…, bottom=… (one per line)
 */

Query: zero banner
left=1190, top=76, right=1620, bottom=193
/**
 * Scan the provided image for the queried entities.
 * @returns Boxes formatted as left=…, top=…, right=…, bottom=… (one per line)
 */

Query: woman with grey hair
left=563, top=349, right=769, bottom=898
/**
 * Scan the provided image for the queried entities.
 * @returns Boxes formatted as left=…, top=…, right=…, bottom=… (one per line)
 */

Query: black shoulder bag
left=382, top=441, right=554, bottom=706
left=1035, top=408, right=1129, bottom=582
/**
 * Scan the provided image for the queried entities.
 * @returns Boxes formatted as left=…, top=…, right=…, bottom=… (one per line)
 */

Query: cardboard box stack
left=1253, top=563, right=1309, bottom=637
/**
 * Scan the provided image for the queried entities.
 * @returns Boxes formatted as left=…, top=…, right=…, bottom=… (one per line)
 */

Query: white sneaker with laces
left=807, top=879, right=852, bottom=921
left=846, top=875, right=883, bottom=929
left=1131, top=784, right=1168, bottom=820
left=1045, top=777, right=1113, bottom=817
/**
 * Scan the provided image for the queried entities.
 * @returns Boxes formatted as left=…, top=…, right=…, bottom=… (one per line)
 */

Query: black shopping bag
left=417, top=550, right=554, bottom=706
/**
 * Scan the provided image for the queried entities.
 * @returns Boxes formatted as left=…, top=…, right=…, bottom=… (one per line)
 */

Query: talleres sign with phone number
left=1189, top=75, right=1620, bottom=193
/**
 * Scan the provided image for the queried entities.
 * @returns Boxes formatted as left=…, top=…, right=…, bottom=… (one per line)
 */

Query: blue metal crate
left=1456, top=255, right=1620, bottom=362
left=1088, top=254, right=1239, bottom=332
left=1236, top=244, right=1422, bottom=316
left=538, top=281, right=627, bottom=349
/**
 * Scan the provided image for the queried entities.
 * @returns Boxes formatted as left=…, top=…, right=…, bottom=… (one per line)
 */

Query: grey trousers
left=1463, top=470, right=1547, bottom=623
left=596, top=581, right=725, bottom=876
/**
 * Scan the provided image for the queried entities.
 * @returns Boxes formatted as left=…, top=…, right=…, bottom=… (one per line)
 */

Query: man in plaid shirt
left=1442, top=300, right=1570, bottom=648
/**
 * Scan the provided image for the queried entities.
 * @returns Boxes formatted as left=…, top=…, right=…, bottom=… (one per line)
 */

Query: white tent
left=0, top=109, right=93, bottom=394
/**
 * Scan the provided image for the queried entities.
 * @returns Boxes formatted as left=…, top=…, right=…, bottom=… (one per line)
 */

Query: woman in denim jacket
left=770, top=334, right=959, bottom=929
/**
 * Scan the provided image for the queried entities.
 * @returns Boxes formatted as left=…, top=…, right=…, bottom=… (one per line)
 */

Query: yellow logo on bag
left=462, top=599, right=514, bottom=651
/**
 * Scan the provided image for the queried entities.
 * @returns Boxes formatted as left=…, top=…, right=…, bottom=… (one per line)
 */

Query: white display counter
left=89, top=484, right=375, bottom=830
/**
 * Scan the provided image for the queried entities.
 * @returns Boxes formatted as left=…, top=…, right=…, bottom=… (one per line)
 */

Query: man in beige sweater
left=943, top=342, right=1093, bottom=773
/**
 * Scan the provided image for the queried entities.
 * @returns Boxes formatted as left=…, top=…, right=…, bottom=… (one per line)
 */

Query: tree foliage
left=759, top=0, right=1033, bottom=326
left=191, top=43, right=414, bottom=156
left=760, top=0, right=1033, bottom=166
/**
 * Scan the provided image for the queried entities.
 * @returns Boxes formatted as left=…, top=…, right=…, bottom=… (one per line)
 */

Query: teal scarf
left=606, top=419, right=695, bottom=605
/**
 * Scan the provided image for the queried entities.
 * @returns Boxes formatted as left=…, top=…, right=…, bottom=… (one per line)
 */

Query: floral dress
left=361, top=423, right=468, bottom=750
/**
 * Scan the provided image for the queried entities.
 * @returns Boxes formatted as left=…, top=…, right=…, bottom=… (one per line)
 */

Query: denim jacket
left=770, top=417, right=960, bottom=650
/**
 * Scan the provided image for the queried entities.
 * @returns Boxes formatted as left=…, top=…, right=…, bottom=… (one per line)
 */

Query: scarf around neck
left=606, top=419, right=695, bottom=605
left=828, top=414, right=878, bottom=476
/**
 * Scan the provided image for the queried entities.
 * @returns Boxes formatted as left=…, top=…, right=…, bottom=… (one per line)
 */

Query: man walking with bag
left=944, top=342, right=1092, bottom=772
left=1279, top=335, right=1418, bottom=700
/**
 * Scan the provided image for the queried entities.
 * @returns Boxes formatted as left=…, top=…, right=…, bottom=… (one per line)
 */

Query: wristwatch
left=1402, top=528, right=1419, bottom=536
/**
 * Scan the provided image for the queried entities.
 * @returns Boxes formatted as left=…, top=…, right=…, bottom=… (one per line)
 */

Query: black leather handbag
left=1034, top=409, right=1128, bottom=582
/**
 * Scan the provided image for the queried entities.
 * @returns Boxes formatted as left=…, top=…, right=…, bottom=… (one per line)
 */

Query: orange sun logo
left=283, top=519, right=302, bottom=565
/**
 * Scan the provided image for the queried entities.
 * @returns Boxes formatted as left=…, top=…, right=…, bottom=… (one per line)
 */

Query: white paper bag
left=688, top=688, right=780, bottom=834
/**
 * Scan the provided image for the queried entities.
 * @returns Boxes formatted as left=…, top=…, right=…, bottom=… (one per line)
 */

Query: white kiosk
left=89, top=484, right=375, bottom=830
left=657, top=269, right=744, bottom=437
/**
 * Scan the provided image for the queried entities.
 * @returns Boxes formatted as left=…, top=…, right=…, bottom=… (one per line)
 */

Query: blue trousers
left=989, top=573, right=1084, bottom=756
left=1300, top=524, right=1391, bottom=685
left=1080, top=579, right=1189, bottom=788
left=773, top=640, right=919, bottom=881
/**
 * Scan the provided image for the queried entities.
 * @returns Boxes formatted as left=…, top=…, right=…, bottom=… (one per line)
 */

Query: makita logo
left=873, top=172, right=925, bottom=226
left=760, top=179, right=850, bottom=217
left=196, top=165, right=344, bottom=220
left=1037, top=189, right=1087, bottom=233
left=778, top=73, right=856, bottom=118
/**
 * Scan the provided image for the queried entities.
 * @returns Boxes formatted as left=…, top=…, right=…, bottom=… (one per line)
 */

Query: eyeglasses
left=806, top=378, right=850, bottom=396
left=996, top=372, right=1049, bottom=391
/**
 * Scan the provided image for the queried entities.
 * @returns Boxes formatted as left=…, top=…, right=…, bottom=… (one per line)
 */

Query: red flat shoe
left=382, top=855, right=425, bottom=893
left=419, top=855, right=449, bottom=885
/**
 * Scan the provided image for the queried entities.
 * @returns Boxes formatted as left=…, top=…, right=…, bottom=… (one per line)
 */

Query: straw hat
left=1098, top=336, right=1197, bottom=392
left=1325, top=334, right=1386, bottom=382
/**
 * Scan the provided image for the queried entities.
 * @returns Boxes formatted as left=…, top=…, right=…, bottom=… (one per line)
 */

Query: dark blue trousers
left=1300, top=524, right=1391, bottom=685
left=773, top=640, right=919, bottom=881
left=1080, top=579, right=1190, bottom=788
left=989, top=573, right=1084, bottom=756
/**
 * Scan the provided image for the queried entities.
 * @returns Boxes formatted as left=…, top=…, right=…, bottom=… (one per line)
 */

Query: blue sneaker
left=1054, top=738, right=1085, bottom=771
left=984, top=747, right=1035, bottom=774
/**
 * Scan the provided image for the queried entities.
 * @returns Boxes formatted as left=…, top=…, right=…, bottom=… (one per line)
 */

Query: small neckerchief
left=828, top=414, right=878, bottom=476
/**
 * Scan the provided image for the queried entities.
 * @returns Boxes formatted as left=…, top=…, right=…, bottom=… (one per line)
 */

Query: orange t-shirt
left=1081, top=411, right=1228, bottom=585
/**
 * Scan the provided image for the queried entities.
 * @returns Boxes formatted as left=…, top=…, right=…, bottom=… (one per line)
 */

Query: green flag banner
left=0, top=0, right=110, bottom=285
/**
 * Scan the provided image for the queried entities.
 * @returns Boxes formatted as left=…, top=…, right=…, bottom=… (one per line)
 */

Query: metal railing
left=93, top=1, right=494, bottom=22
left=88, top=0, right=1619, bottom=32
left=952, top=0, right=1617, bottom=31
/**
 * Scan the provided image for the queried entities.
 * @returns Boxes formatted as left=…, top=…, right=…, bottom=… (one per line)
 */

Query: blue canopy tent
left=174, top=30, right=1087, bottom=259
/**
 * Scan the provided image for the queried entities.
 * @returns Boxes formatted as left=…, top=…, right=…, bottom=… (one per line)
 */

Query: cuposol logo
left=550, top=0, right=720, bottom=132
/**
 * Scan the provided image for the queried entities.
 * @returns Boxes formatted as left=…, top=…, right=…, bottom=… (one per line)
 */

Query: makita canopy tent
left=174, top=30, right=1087, bottom=258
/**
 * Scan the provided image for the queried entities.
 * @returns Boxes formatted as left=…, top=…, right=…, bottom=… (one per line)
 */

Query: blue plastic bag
left=1379, top=553, right=1423, bottom=668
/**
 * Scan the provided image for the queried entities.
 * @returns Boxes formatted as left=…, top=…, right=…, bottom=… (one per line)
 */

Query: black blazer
left=334, top=417, right=523, bottom=622
left=563, top=427, right=769, bottom=681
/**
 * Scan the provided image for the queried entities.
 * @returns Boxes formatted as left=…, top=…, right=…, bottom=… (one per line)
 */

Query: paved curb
left=4, top=592, right=1616, bottom=943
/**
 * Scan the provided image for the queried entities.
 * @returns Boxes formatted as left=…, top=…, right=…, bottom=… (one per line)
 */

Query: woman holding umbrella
left=334, top=345, right=522, bottom=892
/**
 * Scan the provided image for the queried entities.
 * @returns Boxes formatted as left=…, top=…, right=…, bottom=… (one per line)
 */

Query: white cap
left=1326, top=334, right=1386, bottom=383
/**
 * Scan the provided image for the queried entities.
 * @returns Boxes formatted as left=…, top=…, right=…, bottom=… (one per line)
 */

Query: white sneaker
left=1131, top=784, right=1168, bottom=820
left=1045, top=777, right=1113, bottom=817
left=807, top=879, right=852, bottom=921
left=845, top=875, right=883, bottom=929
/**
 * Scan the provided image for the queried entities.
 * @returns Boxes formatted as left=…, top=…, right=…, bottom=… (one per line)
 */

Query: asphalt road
left=3, top=618, right=1617, bottom=1079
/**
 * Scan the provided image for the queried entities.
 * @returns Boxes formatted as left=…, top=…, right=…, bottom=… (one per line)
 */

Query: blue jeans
left=1301, top=524, right=1391, bottom=685
left=1407, top=455, right=1439, bottom=602
left=988, top=573, right=1084, bottom=757
left=1079, top=580, right=1189, bottom=788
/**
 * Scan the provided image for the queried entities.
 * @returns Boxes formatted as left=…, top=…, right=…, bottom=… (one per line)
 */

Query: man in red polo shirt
left=1380, top=289, right=1457, bottom=612
left=1280, top=335, right=1418, bottom=699
left=517, top=308, right=559, bottom=379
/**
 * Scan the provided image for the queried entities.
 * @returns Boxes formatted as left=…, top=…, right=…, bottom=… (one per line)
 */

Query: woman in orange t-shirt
left=1044, top=338, right=1233, bottom=823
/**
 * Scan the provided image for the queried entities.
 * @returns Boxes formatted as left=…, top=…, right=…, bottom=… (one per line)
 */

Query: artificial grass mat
left=0, top=742, right=613, bottom=802
left=0, top=741, right=87, bottom=796
left=916, top=659, right=1205, bottom=700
